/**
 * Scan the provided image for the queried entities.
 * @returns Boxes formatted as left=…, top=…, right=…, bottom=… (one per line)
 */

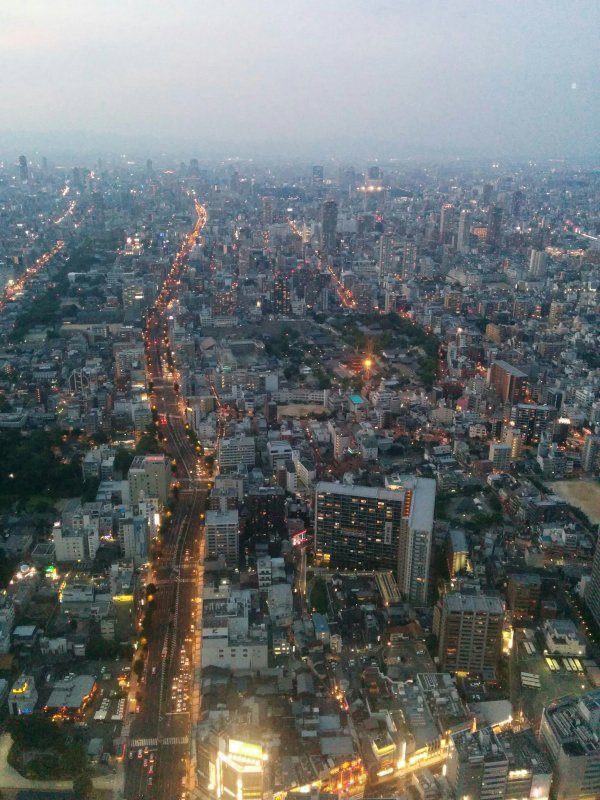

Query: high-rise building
left=502, top=426, right=522, bottom=459
left=272, top=274, right=291, bottom=315
left=217, top=436, right=255, bottom=473
left=482, top=182, right=494, bottom=206
left=205, top=510, right=239, bottom=565
left=314, top=477, right=436, bottom=604
left=507, top=573, right=541, bottom=620
left=489, top=442, right=512, bottom=471
left=377, top=234, right=395, bottom=278
left=456, top=209, right=471, bottom=253
left=401, top=240, right=418, bottom=280
left=581, top=434, right=600, bottom=472
left=261, top=197, right=273, bottom=225
left=540, top=691, right=600, bottom=800
left=197, top=731, right=266, bottom=800
left=244, top=486, right=287, bottom=544
left=448, top=727, right=552, bottom=800
left=18, top=155, right=28, bottom=183
left=321, top=199, right=338, bottom=254
left=439, top=203, right=455, bottom=243
left=434, top=592, right=504, bottom=673
left=585, top=537, right=600, bottom=628
left=488, top=360, right=527, bottom=404
left=528, top=248, right=547, bottom=278
left=487, top=203, right=503, bottom=249
left=510, top=403, right=553, bottom=445
left=128, top=454, right=171, bottom=505
left=117, top=514, right=149, bottom=565
left=312, top=165, right=324, bottom=187
left=511, top=189, right=525, bottom=217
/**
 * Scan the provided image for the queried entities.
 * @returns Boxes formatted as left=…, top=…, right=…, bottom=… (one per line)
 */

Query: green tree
left=114, top=448, right=135, bottom=476
left=73, top=772, right=94, bottom=799
left=310, top=577, right=328, bottom=613
left=133, top=658, right=144, bottom=679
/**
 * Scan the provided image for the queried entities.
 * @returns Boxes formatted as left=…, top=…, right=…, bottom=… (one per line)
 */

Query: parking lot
left=512, top=628, right=593, bottom=727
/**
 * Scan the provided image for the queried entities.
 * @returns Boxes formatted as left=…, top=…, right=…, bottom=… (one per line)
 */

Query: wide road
left=125, top=200, right=208, bottom=800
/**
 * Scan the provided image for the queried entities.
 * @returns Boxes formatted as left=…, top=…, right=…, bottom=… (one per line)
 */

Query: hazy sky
left=2, top=0, right=599, bottom=158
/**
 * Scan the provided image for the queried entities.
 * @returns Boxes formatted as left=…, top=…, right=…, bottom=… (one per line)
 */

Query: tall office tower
left=205, top=510, right=239, bottom=565
left=511, top=189, right=525, bottom=217
left=481, top=182, right=494, bottom=206
left=528, top=248, right=547, bottom=278
left=401, top=240, right=418, bottom=280
left=272, top=274, right=291, bottom=315
left=368, top=165, right=382, bottom=181
left=321, top=199, right=338, bottom=254
left=18, top=155, right=28, bottom=183
left=378, top=234, right=395, bottom=279
left=582, top=434, right=600, bottom=473
left=261, top=197, right=273, bottom=225
left=245, top=486, right=287, bottom=543
left=439, top=203, right=455, bottom=243
left=314, top=477, right=436, bottom=604
left=540, top=691, right=600, bottom=800
left=510, top=403, right=553, bottom=445
left=127, top=454, right=171, bottom=505
left=312, top=165, right=324, bottom=187
left=189, top=158, right=200, bottom=177
left=434, top=592, right=504, bottom=673
left=532, top=222, right=551, bottom=250
left=72, top=166, right=83, bottom=191
left=487, top=203, right=503, bottom=249
left=456, top=209, right=471, bottom=253
left=146, top=159, right=153, bottom=176
left=488, top=360, right=527, bottom=404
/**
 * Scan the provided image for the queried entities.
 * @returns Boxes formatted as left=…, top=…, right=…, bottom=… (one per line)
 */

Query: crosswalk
left=129, top=738, right=157, bottom=748
left=129, top=736, right=189, bottom=748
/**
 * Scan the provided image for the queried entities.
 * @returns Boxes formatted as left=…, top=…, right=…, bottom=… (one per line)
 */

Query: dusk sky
left=2, top=0, right=599, bottom=158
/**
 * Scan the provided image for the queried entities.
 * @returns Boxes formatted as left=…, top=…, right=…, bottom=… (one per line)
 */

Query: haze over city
left=2, top=0, right=600, bottom=159
left=2, top=4, right=600, bottom=800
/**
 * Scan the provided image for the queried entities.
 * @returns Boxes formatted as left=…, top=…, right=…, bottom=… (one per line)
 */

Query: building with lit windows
left=127, top=454, right=171, bottom=505
left=510, top=403, right=553, bottom=445
left=457, top=208, right=471, bottom=253
left=582, top=433, right=600, bottom=473
left=217, top=436, right=256, bottom=473
left=539, top=690, right=600, bottom=800
left=321, top=199, right=338, bottom=254
left=489, top=442, right=512, bottom=471
left=488, top=360, right=527, bottom=404
left=9, top=673, right=37, bottom=715
left=314, top=477, right=435, bottom=605
left=205, top=510, right=239, bottom=565
left=448, top=727, right=551, bottom=800
left=434, top=592, right=504, bottom=674
left=272, top=274, right=291, bottom=316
